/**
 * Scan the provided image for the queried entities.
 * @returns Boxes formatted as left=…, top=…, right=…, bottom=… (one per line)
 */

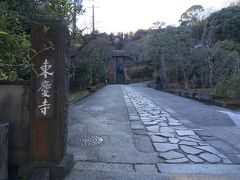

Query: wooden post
left=0, top=122, right=8, bottom=180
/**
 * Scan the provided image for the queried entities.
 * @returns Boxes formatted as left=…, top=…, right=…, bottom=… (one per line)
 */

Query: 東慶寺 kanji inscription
left=30, top=20, right=70, bottom=164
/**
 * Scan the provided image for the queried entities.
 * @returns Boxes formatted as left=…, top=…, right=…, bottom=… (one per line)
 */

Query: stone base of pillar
left=18, top=154, right=75, bottom=180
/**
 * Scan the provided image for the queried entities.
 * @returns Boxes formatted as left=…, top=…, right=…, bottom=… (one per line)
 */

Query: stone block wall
left=0, top=81, right=30, bottom=165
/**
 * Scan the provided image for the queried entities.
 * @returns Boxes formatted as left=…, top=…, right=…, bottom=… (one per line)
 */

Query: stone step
left=69, top=161, right=240, bottom=174
left=30, top=169, right=49, bottom=180
left=66, top=166, right=240, bottom=180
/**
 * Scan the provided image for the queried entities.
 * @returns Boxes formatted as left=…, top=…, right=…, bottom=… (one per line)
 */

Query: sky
left=77, top=0, right=236, bottom=34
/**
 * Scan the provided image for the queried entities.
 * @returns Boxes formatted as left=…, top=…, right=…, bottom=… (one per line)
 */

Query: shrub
left=214, top=73, right=240, bottom=99
left=70, top=63, right=92, bottom=91
left=0, top=31, right=30, bottom=80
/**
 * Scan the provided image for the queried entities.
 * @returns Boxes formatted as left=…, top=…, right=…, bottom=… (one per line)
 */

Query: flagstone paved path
left=65, top=84, right=240, bottom=180
left=124, top=87, right=232, bottom=164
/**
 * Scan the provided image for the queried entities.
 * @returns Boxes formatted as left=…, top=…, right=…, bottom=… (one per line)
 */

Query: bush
left=127, top=65, right=152, bottom=80
left=214, top=73, right=240, bottom=99
left=69, top=59, right=107, bottom=91
left=0, top=1, right=31, bottom=80
left=0, top=0, right=75, bottom=80
left=0, top=31, right=30, bottom=80
left=70, top=63, right=92, bottom=91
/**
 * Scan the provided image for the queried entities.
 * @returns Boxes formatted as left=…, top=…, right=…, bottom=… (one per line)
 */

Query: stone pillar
left=0, top=122, right=8, bottom=180
left=19, top=20, right=73, bottom=180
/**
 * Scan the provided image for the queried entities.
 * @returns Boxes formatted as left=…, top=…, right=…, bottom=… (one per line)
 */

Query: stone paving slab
left=134, top=164, right=158, bottom=173
left=130, top=123, right=145, bottom=130
left=65, top=168, right=240, bottom=180
left=176, top=130, right=195, bottom=136
left=165, top=157, right=189, bottom=163
left=146, top=126, right=159, bottom=132
left=129, top=116, right=140, bottom=121
left=157, top=164, right=240, bottom=174
left=187, top=155, right=204, bottom=163
left=160, top=127, right=174, bottom=133
left=179, top=141, right=198, bottom=146
left=169, top=138, right=179, bottom=144
left=123, top=87, right=234, bottom=165
left=132, top=130, right=147, bottom=135
left=74, top=161, right=134, bottom=172
left=180, top=145, right=203, bottom=155
left=133, top=135, right=155, bottom=153
left=154, top=143, right=178, bottom=152
left=154, top=133, right=174, bottom=138
left=151, top=135, right=168, bottom=143
left=159, top=151, right=185, bottom=160
left=199, top=153, right=221, bottom=163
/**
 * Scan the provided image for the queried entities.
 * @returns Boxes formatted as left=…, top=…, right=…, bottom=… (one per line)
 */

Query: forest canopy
left=0, top=1, right=239, bottom=100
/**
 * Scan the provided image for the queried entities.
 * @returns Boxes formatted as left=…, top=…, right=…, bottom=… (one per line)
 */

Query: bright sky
left=77, top=0, right=235, bottom=34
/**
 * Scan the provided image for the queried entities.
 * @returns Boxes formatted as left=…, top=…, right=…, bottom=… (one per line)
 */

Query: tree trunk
left=180, top=63, right=188, bottom=89
left=209, top=66, right=213, bottom=88
left=0, top=122, right=8, bottom=180
left=160, top=54, right=166, bottom=88
left=209, top=72, right=213, bottom=87
left=184, top=78, right=188, bottom=89
left=201, top=73, right=204, bottom=89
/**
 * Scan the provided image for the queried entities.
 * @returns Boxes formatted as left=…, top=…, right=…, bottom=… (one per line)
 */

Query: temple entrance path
left=66, top=84, right=240, bottom=180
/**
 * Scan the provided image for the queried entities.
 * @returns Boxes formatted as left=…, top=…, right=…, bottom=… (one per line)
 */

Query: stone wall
left=0, top=81, right=30, bottom=165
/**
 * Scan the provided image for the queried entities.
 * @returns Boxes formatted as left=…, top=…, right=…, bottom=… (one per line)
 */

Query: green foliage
left=70, top=62, right=92, bottom=90
left=0, top=31, right=30, bottom=80
left=127, top=65, right=152, bottom=80
left=0, top=1, right=31, bottom=80
left=139, top=4, right=240, bottom=97
left=179, top=5, right=204, bottom=26
left=70, top=58, right=107, bottom=91
left=142, top=25, right=197, bottom=88
left=215, top=40, right=240, bottom=57
left=214, top=40, right=240, bottom=75
left=0, top=0, right=76, bottom=80
left=203, top=6, right=240, bottom=46
left=191, top=20, right=206, bottom=43
left=70, top=33, right=111, bottom=91
left=214, top=73, right=240, bottom=99
left=41, top=0, right=75, bottom=20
